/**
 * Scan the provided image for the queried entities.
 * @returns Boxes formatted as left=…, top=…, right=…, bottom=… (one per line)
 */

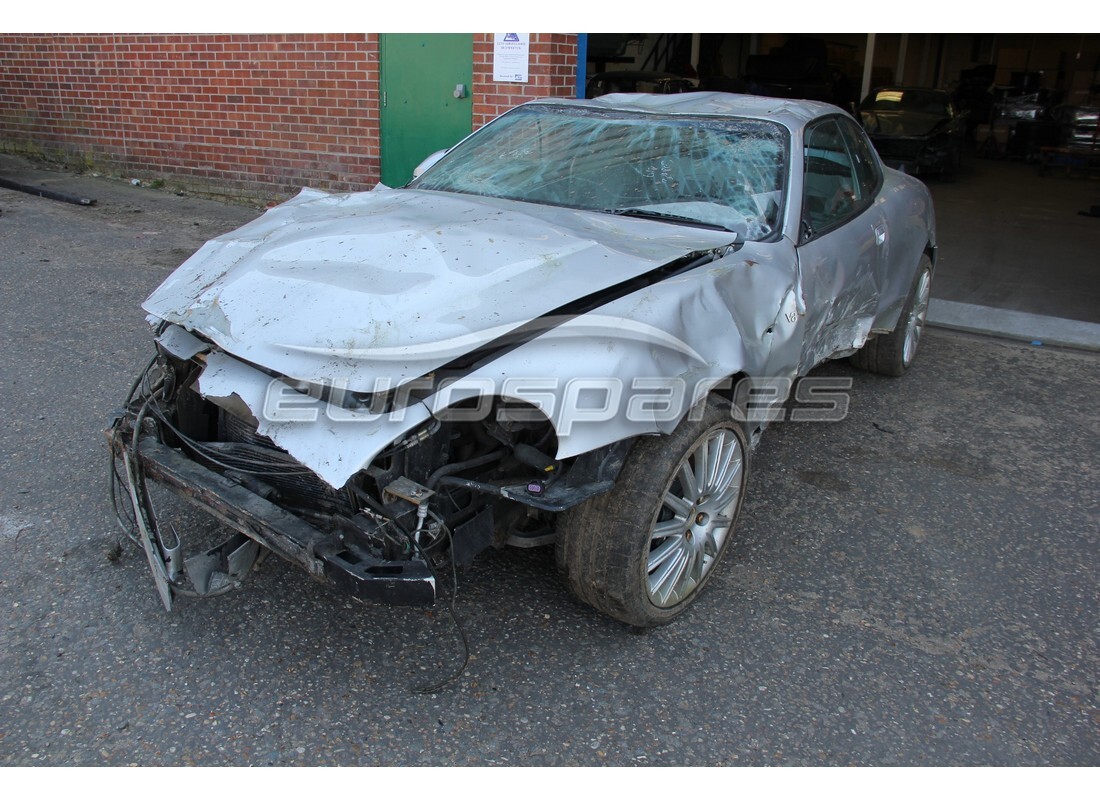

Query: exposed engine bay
left=108, top=330, right=629, bottom=612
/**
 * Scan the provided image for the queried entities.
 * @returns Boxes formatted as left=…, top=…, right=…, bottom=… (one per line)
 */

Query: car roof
left=529, top=91, right=842, bottom=132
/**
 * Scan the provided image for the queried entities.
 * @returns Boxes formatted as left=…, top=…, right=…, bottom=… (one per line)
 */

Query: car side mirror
left=412, top=150, right=448, bottom=180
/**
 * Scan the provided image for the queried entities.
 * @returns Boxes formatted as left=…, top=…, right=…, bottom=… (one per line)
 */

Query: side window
left=838, top=116, right=881, bottom=202
left=802, top=119, right=858, bottom=241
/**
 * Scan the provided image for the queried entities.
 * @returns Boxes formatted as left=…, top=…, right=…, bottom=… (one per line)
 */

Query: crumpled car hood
left=863, top=111, right=945, bottom=138
left=144, top=187, right=738, bottom=389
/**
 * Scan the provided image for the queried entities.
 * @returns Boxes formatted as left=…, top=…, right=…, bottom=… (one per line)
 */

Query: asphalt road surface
left=0, top=164, right=1096, bottom=766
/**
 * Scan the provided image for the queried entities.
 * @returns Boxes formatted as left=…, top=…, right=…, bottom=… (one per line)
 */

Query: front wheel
left=555, top=395, right=749, bottom=627
left=850, top=254, right=932, bottom=377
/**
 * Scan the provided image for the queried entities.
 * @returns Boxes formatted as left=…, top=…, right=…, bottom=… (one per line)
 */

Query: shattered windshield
left=411, top=104, right=788, bottom=242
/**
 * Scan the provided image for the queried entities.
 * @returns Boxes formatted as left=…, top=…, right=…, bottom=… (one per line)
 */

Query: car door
left=795, top=115, right=886, bottom=372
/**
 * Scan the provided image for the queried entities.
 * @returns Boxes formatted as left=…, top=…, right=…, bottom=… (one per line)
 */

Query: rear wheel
left=850, top=254, right=932, bottom=377
left=556, top=395, right=749, bottom=627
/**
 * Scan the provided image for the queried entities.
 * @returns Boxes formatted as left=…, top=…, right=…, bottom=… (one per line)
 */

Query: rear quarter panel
left=873, top=167, right=936, bottom=331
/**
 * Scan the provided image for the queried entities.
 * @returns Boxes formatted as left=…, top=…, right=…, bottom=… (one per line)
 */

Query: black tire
left=850, top=254, right=932, bottom=377
left=555, top=395, right=749, bottom=628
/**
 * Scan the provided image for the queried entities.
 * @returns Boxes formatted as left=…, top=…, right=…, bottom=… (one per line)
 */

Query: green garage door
left=379, top=34, right=474, bottom=187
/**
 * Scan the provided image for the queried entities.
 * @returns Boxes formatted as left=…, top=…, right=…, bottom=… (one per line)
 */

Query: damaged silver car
left=108, top=93, right=935, bottom=628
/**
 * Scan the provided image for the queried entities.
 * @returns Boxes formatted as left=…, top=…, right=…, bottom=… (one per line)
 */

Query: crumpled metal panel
left=421, top=238, right=801, bottom=461
left=196, top=351, right=434, bottom=489
left=144, top=95, right=936, bottom=491
left=144, top=186, right=739, bottom=391
left=184, top=234, right=799, bottom=489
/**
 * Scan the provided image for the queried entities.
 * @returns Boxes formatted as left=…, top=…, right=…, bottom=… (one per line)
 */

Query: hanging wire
left=107, top=353, right=270, bottom=596
left=409, top=516, right=470, bottom=694
left=112, top=351, right=472, bottom=681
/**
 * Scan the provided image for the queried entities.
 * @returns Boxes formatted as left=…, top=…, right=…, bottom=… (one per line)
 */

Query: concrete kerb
left=927, top=298, right=1100, bottom=353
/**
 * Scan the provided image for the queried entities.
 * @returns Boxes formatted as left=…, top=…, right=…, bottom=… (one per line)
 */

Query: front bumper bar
left=110, top=432, right=436, bottom=607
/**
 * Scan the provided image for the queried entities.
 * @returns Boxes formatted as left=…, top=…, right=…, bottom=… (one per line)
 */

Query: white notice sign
left=493, top=33, right=530, bottom=83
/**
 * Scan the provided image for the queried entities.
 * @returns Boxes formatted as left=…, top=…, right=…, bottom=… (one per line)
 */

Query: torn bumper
left=108, top=425, right=436, bottom=608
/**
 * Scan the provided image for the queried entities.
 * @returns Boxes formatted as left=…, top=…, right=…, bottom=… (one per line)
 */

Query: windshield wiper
left=602, top=207, right=738, bottom=234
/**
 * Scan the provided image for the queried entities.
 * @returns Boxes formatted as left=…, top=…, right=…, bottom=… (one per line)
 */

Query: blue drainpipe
left=576, top=34, right=588, bottom=98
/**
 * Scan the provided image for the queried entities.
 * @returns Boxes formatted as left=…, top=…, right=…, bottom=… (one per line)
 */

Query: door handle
left=873, top=222, right=887, bottom=246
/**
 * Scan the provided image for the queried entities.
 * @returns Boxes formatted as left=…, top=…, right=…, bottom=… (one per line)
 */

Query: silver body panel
left=143, top=93, right=935, bottom=489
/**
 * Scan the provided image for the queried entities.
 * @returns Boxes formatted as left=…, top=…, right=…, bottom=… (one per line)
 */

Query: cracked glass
left=412, top=104, right=788, bottom=242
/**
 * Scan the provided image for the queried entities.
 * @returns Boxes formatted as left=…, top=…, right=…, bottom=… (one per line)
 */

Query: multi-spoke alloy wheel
left=556, top=395, right=749, bottom=627
left=850, top=254, right=934, bottom=377
left=647, top=428, right=744, bottom=607
left=902, top=267, right=931, bottom=369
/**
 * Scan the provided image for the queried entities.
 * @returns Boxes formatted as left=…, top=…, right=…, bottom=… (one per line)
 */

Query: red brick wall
left=0, top=33, right=578, bottom=201
left=0, top=33, right=381, bottom=200
left=472, top=34, right=579, bottom=127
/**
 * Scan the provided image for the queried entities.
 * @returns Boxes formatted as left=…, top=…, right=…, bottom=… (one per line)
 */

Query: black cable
left=110, top=377, right=269, bottom=597
left=108, top=447, right=140, bottom=544
left=425, top=448, right=506, bottom=489
left=127, top=393, right=159, bottom=544
left=118, top=356, right=467, bottom=652
left=109, top=360, right=175, bottom=545
left=409, top=519, right=470, bottom=694
left=374, top=418, right=442, bottom=461
left=346, top=487, right=421, bottom=554
left=144, top=400, right=316, bottom=477
left=124, top=353, right=158, bottom=404
left=124, top=356, right=313, bottom=479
